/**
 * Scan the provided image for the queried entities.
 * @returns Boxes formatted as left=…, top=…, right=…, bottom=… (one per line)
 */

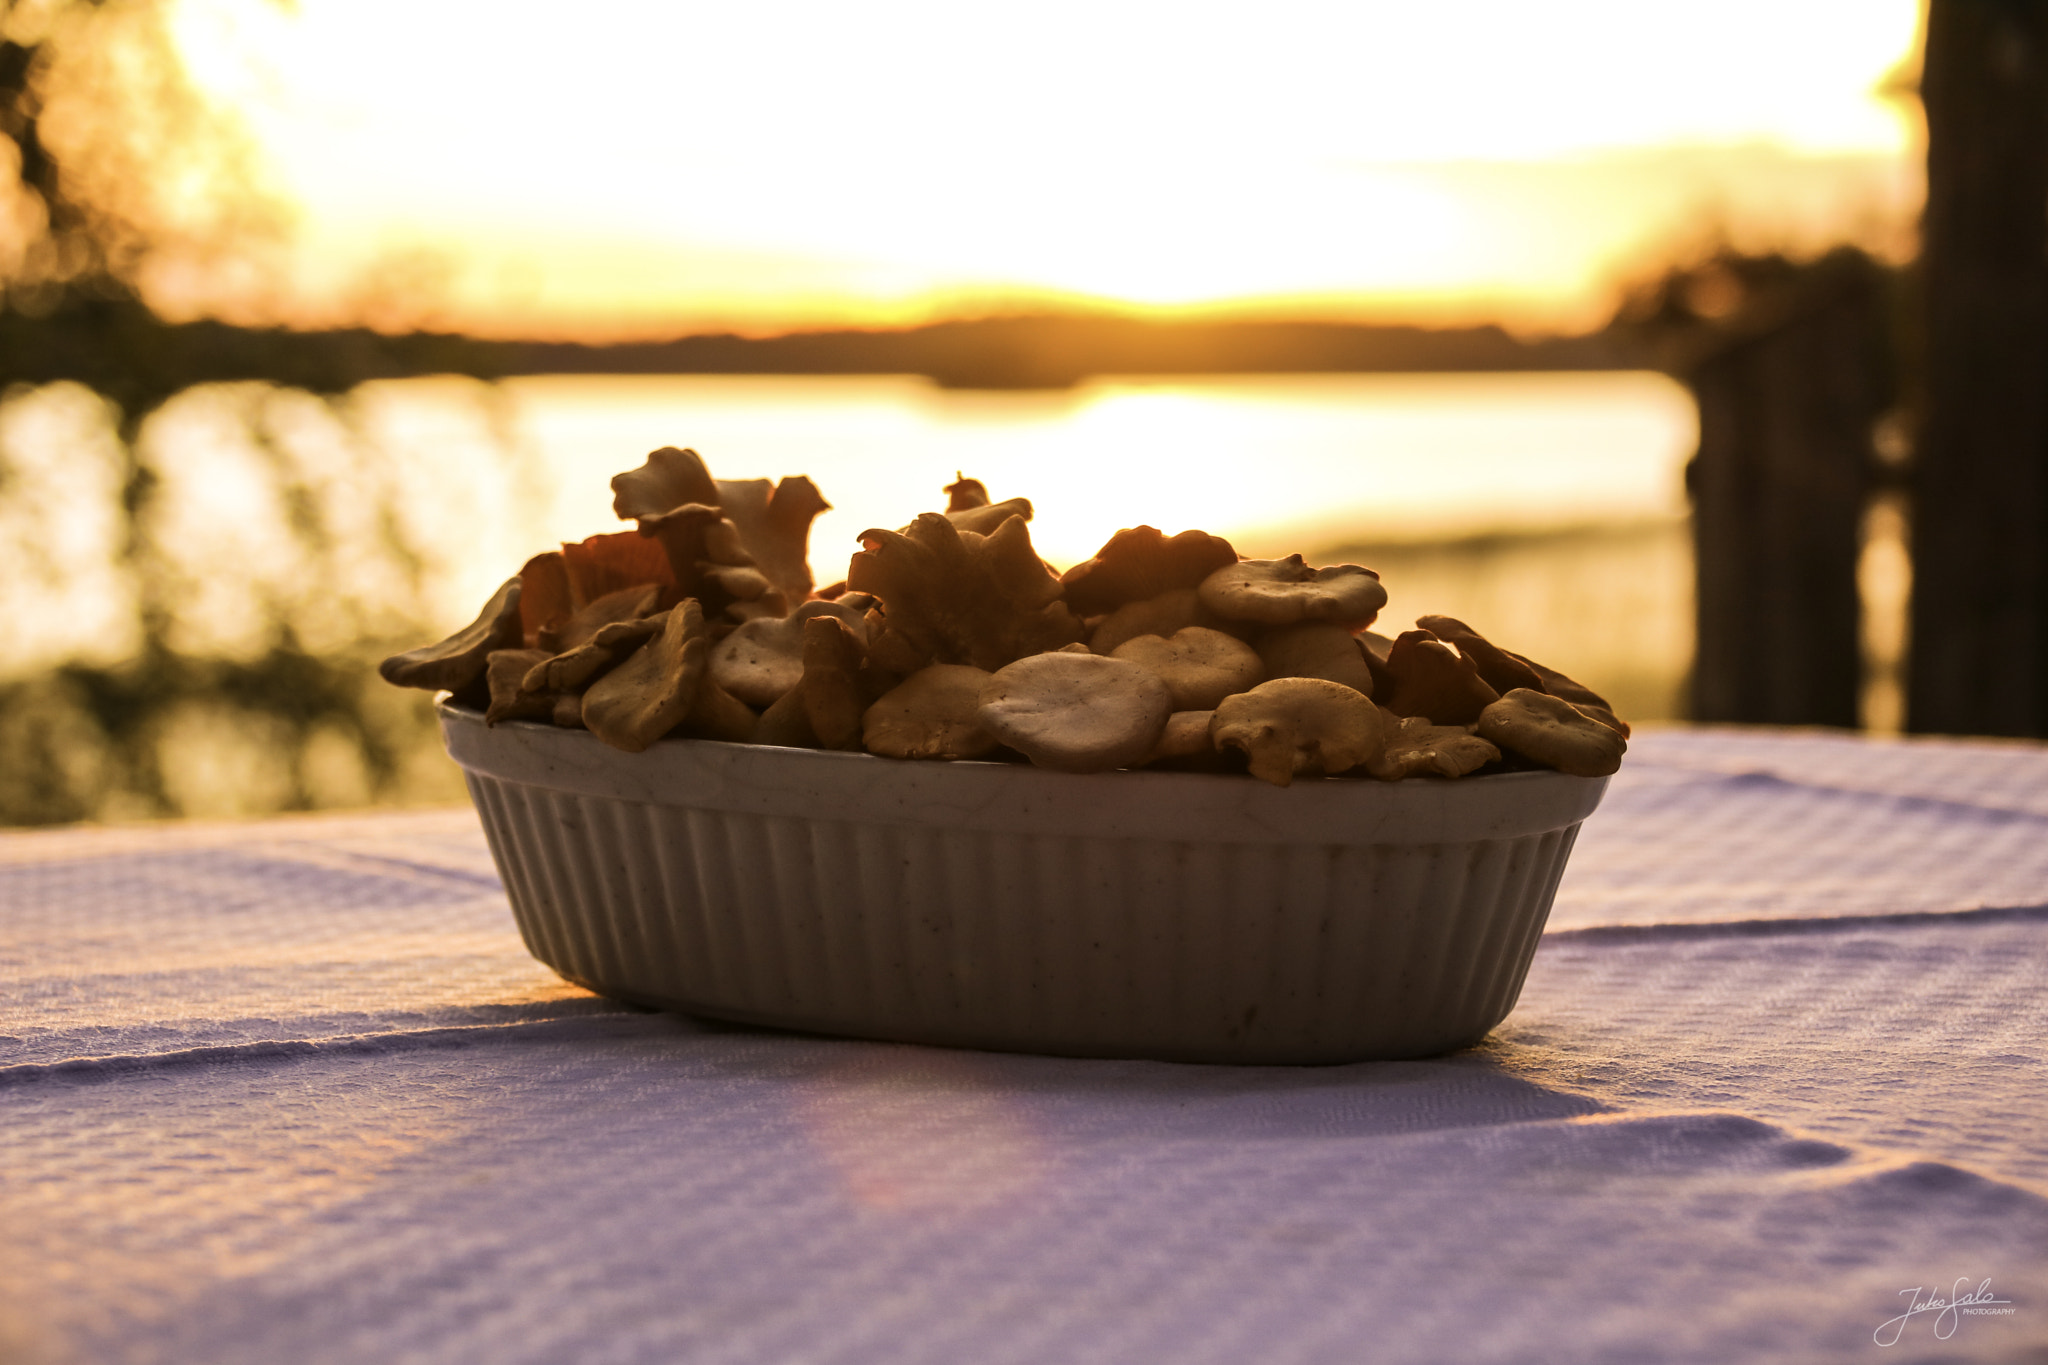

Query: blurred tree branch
left=0, top=0, right=485, bottom=824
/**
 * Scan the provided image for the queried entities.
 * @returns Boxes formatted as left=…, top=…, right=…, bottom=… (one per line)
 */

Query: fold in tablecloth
left=3, top=728, right=2044, bottom=1364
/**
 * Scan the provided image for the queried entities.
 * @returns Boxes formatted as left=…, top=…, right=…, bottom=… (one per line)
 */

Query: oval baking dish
left=441, top=699, right=1606, bottom=1063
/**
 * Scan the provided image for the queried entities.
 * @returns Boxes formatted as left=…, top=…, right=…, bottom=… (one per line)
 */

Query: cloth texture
left=2, top=728, right=2045, bottom=1364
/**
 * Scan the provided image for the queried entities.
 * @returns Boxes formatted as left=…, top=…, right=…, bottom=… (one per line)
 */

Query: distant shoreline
left=1, top=302, right=1648, bottom=402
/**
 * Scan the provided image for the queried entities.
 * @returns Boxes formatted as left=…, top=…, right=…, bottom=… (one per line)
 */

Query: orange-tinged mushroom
left=559, top=531, right=675, bottom=609
left=516, top=551, right=574, bottom=649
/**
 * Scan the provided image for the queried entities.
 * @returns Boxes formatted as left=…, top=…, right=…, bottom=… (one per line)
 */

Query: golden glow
left=165, top=0, right=1923, bottom=335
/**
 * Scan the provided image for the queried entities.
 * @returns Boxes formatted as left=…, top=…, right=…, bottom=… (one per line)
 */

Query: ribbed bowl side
left=465, top=769, right=1584, bottom=1064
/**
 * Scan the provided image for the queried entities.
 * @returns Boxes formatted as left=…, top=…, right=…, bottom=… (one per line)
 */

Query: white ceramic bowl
left=440, top=700, right=1607, bottom=1063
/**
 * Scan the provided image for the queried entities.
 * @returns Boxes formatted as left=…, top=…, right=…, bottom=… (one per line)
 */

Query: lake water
left=371, top=368, right=1699, bottom=624
left=0, top=369, right=1714, bottom=821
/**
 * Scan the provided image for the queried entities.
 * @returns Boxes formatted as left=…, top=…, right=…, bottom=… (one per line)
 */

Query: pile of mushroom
left=380, top=450, right=1628, bottom=784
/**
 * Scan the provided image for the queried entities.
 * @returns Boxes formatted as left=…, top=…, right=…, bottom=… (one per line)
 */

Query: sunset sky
left=155, top=0, right=1923, bottom=338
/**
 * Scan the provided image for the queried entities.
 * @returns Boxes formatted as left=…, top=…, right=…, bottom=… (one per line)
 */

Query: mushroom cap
left=523, top=613, right=665, bottom=697
left=714, top=474, right=831, bottom=603
left=847, top=511, right=1079, bottom=671
left=1413, top=614, right=1543, bottom=695
left=1502, top=649, right=1630, bottom=737
left=1142, top=710, right=1219, bottom=765
left=862, top=664, right=999, bottom=760
left=944, top=473, right=990, bottom=511
left=559, top=530, right=675, bottom=608
left=1087, top=587, right=1221, bottom=656
left=1110, top=627, right=1265, bottom=711
left=1210, top=677, right=1389, bottom=787
left=516, top=551, right=574, bottom=648
left=709, top=600, right=870, bottom=708
left=678, top=676, right=758, bottom=743
left=581, top=600, right=713, bottom=753
left=1197, top=556, right=1387, bottom=627
left=799, top=614, right=869, bottom=751
left=944, top=497, right=1035, bottom=535
left=1475, top=688, right=1626, bottom=777
left=977, top=651, right=1172, bottom=773
left=1376, top=629, right=1500, bottom=726
left=550, top=583, right=663, bottom=653
left=611, top=446, right=718, bottom=521
left=1253, top=622, right=1375, bottom=696
left=1366, top=715, right=1501, bottom=781
left=378, top=577, right=524, bottom=693
left=483, top=648, right=555, bottom=725
left=1060, top=525, right=1240, bottom=617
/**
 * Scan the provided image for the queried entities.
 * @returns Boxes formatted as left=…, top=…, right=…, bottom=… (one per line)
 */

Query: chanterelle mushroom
left=517, top=551, right=575, bottom=648
left=1376, top=629, right=1500, bottom=726
left=1254, top=622, right=1376, bottom=696
left=1197, top=555, right=1387, bottom=628
left=523, top=612, right=665, bottom=697
left=713, top=475, right=831, bottom=603
left=1412, top=615, right=1543, bottom=695
left=378, top=577, right=524, bottom=695
left=1210, top=678, right=1389, bottom=787
left=483, top=648, right=555, bottom=726
left=1110, top=627, right=1264, bottom=712
left=710, top=599, right=870, bottom=708
left=847, top=511, right=1081, bottom=670
left=1475, top=688, right=1626, bottom=777
left=862, top=663, right=999, bottom=760
left=977, top=651, right=1172, bottom=773
left=1366, top=716, right=1500, bottom=781
left=1087, top=588, right=1223, bottom=656
left=611, top=446, right=720, bottom=521
left=549, top=583, right=663, bottom=654
left=1141, top=710, right=1219, bottom=766
left=559, top=531, right=674, bottom=610
left=581, top=599, right=713, bottom=753
left=934, top=471, right=1035, bottom=534
left=1060, top=525, right=1240, bottom=618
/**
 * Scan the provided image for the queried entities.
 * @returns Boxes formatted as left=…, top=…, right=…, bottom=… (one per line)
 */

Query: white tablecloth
left=3, top=728, right=2045, bottom=1364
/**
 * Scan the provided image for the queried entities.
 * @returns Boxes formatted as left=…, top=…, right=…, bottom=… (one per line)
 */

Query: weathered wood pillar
left=1688, top=258, right=1888, bottom=727
left=1908, top=0, right=2048, bottom=736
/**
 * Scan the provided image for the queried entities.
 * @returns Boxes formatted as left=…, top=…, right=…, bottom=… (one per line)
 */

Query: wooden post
left=1688, top=258, right=1888, bottom=727
left=1908, top=0, right=2048, bottom=736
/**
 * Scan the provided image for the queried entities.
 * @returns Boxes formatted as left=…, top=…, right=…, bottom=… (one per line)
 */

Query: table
left=4, top=728, right=2045, bottom=1363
